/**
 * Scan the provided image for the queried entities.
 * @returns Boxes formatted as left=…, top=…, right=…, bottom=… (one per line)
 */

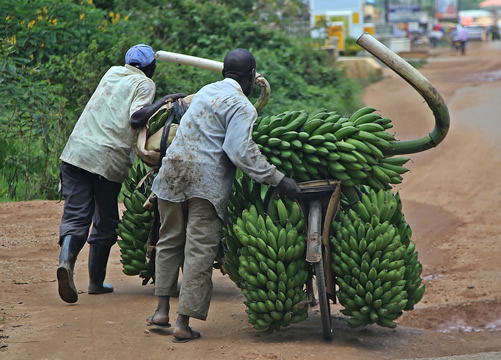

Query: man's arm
left=223, top=105, right=302, bottom=199
left=130, top=93, right=185, bottom=129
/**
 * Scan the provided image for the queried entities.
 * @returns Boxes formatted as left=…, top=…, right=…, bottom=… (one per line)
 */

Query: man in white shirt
left=146, top=48, right=302, bottom=342
left=57, top=44, right=185, bottom=304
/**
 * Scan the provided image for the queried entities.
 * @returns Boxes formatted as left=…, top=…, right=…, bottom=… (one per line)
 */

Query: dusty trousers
left=59, top=161, right=121, bottom=247
left=154, top=197, right=223, bottom=320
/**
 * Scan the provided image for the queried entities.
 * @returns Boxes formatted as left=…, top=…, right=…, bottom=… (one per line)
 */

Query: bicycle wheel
left=314, top=256, right=333, bottom=340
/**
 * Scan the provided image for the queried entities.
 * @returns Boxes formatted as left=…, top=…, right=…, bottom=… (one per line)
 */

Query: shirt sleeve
left=222, top=103, right=285, bottom=187
left=129, top=79, right=156, bottom=118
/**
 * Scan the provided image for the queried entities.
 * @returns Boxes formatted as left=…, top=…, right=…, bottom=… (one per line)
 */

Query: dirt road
left=2, top=40, right=501, bottom=360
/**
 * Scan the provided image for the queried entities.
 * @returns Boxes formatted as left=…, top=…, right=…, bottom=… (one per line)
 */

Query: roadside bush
left=0, top=0, right=136, bottom=200
left=343, top=37, right=364, bottom=56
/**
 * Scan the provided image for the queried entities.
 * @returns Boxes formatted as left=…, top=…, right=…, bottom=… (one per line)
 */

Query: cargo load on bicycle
left=114, top=34, right=450, bottom=340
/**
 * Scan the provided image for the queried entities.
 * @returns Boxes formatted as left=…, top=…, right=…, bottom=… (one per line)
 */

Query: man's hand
left=163, top=93, right=186, bottom=103
left=277, top=176, right=302, bottom=199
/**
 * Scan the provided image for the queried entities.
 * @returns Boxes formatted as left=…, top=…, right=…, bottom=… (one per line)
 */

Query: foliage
left=220, top=0, right=309, bottom=25
left=0, top=0, right=137, bottom=201
left=0, top=0, right=362, bottom=202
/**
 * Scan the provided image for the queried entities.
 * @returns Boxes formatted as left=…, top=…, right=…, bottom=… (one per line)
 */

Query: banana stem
left=356, top=33, right=450, bottom=155
left=155, top=50, right=271, bottom=114
left=253, top=76, right=271, bottom=114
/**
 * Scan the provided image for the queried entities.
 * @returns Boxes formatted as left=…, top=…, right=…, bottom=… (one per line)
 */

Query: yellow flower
left=80, top=13, right=85, bottom=20
left=111, top=13, right=120, bottom=24
left=109, top=11, right=114, bottom=18
left=28, top=20, right=36, bottom=29
left=12, top=35, right=16, bottom=45
left=37, top=8, right=41, bottom=15
left=52, top=18, right=57, bottom=25
left=5, top=15, right=10, bottom=21
left=43, top=6, right=48, bottom=13
left=21, top=20, right=25, bottom=25
left=124, top=16, right=129, bottom=21
left=38, top=15, right=43, bottom=21
left=87, top=0, right=93, bottom=4
left=30, top=53, right=34, bottom=61
left=41, top=42, right=45, bottom=47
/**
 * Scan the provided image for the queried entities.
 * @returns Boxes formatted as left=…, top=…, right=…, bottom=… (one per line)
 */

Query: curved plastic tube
left=356, top=33, right=450, bottom=155
left=155, top=51, right=270, bottom=113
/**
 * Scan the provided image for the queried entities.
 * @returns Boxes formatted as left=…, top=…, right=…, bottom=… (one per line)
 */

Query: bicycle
left=298, top=179, right=341, bottom=341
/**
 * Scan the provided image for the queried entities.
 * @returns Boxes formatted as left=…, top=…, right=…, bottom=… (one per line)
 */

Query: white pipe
left=155, top=50, right=263, bottom=77
left=155, top=50, right=270, bottom=113
left=155, top=51, right=223, bottom=73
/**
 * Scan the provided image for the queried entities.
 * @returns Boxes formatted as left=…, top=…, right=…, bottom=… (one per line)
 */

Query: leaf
left=11, top=279, right=30, bottom=285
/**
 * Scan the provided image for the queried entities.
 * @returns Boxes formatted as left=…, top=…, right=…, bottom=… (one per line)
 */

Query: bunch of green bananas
left=148, top=109, right=171, bottom=135
left=330, top=187, right=425, bottom=328
left=116, top=159, right=155, bottom=284
left=228, top=197, right=310, bottom=330
left=252, top=107, right=410, bottom=189
left=117, top=99, right=189, bottom=284
left=223, top=173, right=267, bottom=287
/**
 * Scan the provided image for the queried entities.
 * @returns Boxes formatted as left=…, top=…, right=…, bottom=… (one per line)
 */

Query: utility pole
left=385, top=0, right=389, bottom=24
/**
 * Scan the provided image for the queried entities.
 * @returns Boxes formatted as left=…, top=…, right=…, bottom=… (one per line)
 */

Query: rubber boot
left=87, top=244, right=114, bottom=294
left=57, top=235, right=85, bottom=303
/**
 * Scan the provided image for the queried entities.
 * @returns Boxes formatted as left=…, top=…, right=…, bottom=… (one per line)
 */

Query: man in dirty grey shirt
left=147, top=48, right=302, bottom=342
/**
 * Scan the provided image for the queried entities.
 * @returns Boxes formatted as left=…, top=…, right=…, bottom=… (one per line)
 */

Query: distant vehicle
left=465, top=26, right=484, bottom=41
left=429, top=30, right=444, bottom=47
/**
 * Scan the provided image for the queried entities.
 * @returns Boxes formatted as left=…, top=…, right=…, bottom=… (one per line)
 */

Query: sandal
left=146, top=314, right=171, bottom=329
left=172, top=327, right=201, bottom=343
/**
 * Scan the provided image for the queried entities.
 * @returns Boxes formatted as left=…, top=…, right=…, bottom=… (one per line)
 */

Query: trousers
left=59, top=161, right=122, bottom=246
left=154, top=197, right=222, bottom=320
